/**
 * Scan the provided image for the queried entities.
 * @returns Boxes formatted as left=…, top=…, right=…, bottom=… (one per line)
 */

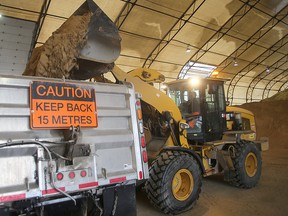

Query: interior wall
left=0, top=16, right=35, bottom=75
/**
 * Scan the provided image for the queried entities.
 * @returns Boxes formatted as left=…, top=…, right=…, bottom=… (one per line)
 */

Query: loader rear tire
left=230, top=140, right=262, bottom=188
left=145, top=150, right=202, bottom=215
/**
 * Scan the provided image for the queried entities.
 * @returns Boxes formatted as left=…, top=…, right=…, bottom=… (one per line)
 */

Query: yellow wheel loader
left=22, top=0, right=268, bottom=215
left=109, top=68, right=268, bottom=214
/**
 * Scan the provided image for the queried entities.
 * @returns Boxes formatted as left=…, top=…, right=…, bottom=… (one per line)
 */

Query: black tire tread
left=229, top=140, right=262, bottom=189
left=145, top=150, right=202, bottom=215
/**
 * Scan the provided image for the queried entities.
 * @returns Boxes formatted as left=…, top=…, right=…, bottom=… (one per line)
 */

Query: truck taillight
left=139, top=171, right=143, bottom=180
left=137, top=109, right=142, bottom=120
left=57, top=173, right=64, bottom=181
left=69, top=172, right=75, bottom=179
left=80, top=170, right=87, bottom=177
left=143, top=150, right=148, bottom=163
left=141, top=136, right=145, bottom=148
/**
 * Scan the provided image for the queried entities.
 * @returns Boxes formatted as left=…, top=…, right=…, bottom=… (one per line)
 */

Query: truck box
left=0, top=75, right=148, bottom=215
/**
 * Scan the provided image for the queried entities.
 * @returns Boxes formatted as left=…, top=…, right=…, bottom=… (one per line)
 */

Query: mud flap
left=103, top=183, right=136, bottom=216
left=37, top=198, right=88, bottom=216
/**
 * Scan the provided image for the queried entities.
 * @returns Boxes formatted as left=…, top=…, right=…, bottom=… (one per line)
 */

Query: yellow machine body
left=109, top=67, right=268, bottom=176
left=226, top=106, right=256, bottom=141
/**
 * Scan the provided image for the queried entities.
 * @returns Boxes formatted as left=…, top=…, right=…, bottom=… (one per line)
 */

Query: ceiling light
left=0, top=14, right=2, bottom=18
left=233, top=58, right=238, bottom=67
left=211, top=70, right=219, bottom=76
left=186, top=45, right=191, bottom=53
left=266, top=67, right=270, bottom=73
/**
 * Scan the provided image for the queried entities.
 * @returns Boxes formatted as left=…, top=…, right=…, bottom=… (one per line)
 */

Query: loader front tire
left=145, top=151, right=202, bottom=215
left=230, top=140, right=262, bottom=188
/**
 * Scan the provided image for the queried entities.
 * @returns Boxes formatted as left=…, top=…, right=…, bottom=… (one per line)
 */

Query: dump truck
left=0, top=0, right=268, bottom=215
left=0, top=2, right=149, bottom=215
left=0, top=75, right=149, bottom=216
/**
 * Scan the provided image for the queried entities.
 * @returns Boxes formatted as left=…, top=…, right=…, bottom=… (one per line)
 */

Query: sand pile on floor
left=240, top=100, right=288, bottom=148
left=262, top=89, right=288, bottom=102
left=23, top=12, right=92, bottom=78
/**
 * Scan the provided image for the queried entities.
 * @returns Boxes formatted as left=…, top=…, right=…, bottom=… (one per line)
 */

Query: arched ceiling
left=0, top=0, right=287, bottom=105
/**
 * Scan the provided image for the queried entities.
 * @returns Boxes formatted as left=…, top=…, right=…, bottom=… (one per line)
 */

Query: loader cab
left=167, top=78, right=226, bottom=143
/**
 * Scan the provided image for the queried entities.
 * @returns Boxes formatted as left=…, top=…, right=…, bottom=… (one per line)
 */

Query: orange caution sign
left=30, top=81, right=98, bottom=129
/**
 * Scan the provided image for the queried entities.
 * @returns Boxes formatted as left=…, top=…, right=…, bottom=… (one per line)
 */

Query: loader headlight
left=189, top=78, right=200, bottom=86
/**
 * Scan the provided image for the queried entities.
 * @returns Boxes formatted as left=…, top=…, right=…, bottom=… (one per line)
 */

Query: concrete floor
left=136, top=146, right=288, bottom=216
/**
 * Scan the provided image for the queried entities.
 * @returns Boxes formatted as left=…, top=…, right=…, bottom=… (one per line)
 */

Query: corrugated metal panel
left=0, top=16, right=35, bottom=75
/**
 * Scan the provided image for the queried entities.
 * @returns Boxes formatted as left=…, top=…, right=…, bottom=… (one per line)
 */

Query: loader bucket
left=75, top=0, right=121, bottom=63
left=71, top=0, right=121, bottom=79
left=24, top=0, right=120, bottom=79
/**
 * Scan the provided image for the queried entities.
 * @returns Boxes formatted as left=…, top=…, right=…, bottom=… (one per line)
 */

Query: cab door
left=203, top=81, right=226, bottom=141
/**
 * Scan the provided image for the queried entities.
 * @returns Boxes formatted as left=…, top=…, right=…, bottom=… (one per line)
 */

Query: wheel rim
left=245, top=152, right=257, bottom=177
left=172, top=169, right=194, bottom=201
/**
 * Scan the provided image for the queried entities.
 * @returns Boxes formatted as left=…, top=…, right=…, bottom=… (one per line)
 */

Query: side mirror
left=179, top=122, right=189, bottom=130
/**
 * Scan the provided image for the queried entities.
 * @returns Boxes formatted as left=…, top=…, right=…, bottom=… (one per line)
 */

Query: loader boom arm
left=112, top=66, right=181, bottom=120
left=111, top=66, right=189, bottom=148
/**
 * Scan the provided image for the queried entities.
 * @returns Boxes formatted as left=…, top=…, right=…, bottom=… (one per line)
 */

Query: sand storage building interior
left=0, top=0, right=287, bottom=216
